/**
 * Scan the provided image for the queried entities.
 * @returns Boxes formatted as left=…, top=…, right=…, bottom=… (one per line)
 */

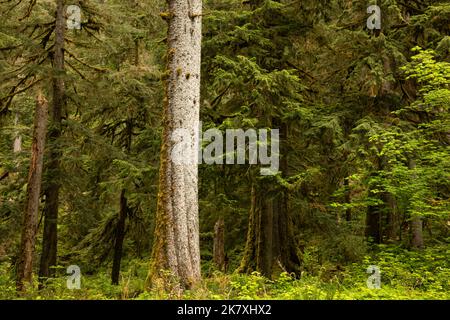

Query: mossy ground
left=1, top=244, right=448, bottom=300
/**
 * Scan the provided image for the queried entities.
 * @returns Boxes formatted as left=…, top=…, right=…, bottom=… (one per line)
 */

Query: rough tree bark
left=16, top=93, right=48, bottom=291
left=239, top=182, right=300, bottom=278
left=213, top=218, right=225, bottom=271
left=239, top=183, right=274, bottom=276
left=39, top=0, right=65, bottom=282
left=148, top=0, right=202, bottom=289
left=239, top=125, right=301, bottom=278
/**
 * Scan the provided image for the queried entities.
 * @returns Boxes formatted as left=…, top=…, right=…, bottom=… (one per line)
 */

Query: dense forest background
left=0, top=0, right=449, bottom=299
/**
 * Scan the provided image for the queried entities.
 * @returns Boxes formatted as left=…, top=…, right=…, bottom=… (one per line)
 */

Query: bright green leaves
left=403, top=47, right=450, bottom=93
left=368, top=48, right=450, bottom=219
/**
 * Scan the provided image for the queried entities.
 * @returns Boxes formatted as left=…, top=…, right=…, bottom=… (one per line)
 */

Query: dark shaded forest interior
left=0, top=0, right=449, bottom=299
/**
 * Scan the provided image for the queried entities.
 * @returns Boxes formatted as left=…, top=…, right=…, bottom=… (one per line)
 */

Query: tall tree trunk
left=39, top=0, right=65, bottom=282
left=16, top=93, right=48, bottom=291
left=148, top=0, right=202, bottom=289
left=366, top=158, right=383, bottom=244
left=213, top=218, right=225, bottom=271
left=111, top=189, right=128, bottom=285
left=239, top=124, right=300, bottom=278
left=111, top=120, right=133, bottom=285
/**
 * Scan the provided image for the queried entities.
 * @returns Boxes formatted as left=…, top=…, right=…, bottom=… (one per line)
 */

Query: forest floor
left=0, top=244, right=448, bottom=300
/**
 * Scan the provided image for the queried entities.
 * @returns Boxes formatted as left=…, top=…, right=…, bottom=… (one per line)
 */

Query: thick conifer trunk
left=148, top=0, right=202, bottom=289
left=239, top=125, right=300, bottom=278
left=239, top=183, right=300, bottom=277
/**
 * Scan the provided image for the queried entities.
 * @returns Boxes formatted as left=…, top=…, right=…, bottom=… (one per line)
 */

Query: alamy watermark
left=170, top=122, right=279, bottom=176
left=66, top=5, right=81, bottom=30
left=67, top=4, right=381, bottom=32
left=366, top=265, right=381, bottom=289
left=67, top=265, right=81, bottom=289
left=367, top=5, right=381, bottom=30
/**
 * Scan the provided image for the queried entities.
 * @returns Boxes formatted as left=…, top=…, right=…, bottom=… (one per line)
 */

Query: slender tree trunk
left=111, top=189, right=128, bottom=285
left=238, top=184, right=265, bottom=275
left=111, top=120, right=133, bottom=285
left=344, top=178, right=352, bottom=221
left=134, top=39, right=140, bottom=66
left=409, top=159, right=423, bottom=248
left=39, top=0, right=65, bottom=282
left=366, top=158, right=383, bottom=244
left=213, top=218, right=225, bottom=271
left=148, top=0, right=202, bottom=289
left=16, top=93, right=48, bottom=291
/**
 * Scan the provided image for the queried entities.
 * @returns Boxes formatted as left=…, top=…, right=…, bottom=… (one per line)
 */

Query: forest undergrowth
left=1, top=244, right=448, bottom=300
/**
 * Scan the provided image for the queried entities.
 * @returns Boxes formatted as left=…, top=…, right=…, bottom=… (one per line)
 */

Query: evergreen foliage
left=0, top=0, right=448, bottom=299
